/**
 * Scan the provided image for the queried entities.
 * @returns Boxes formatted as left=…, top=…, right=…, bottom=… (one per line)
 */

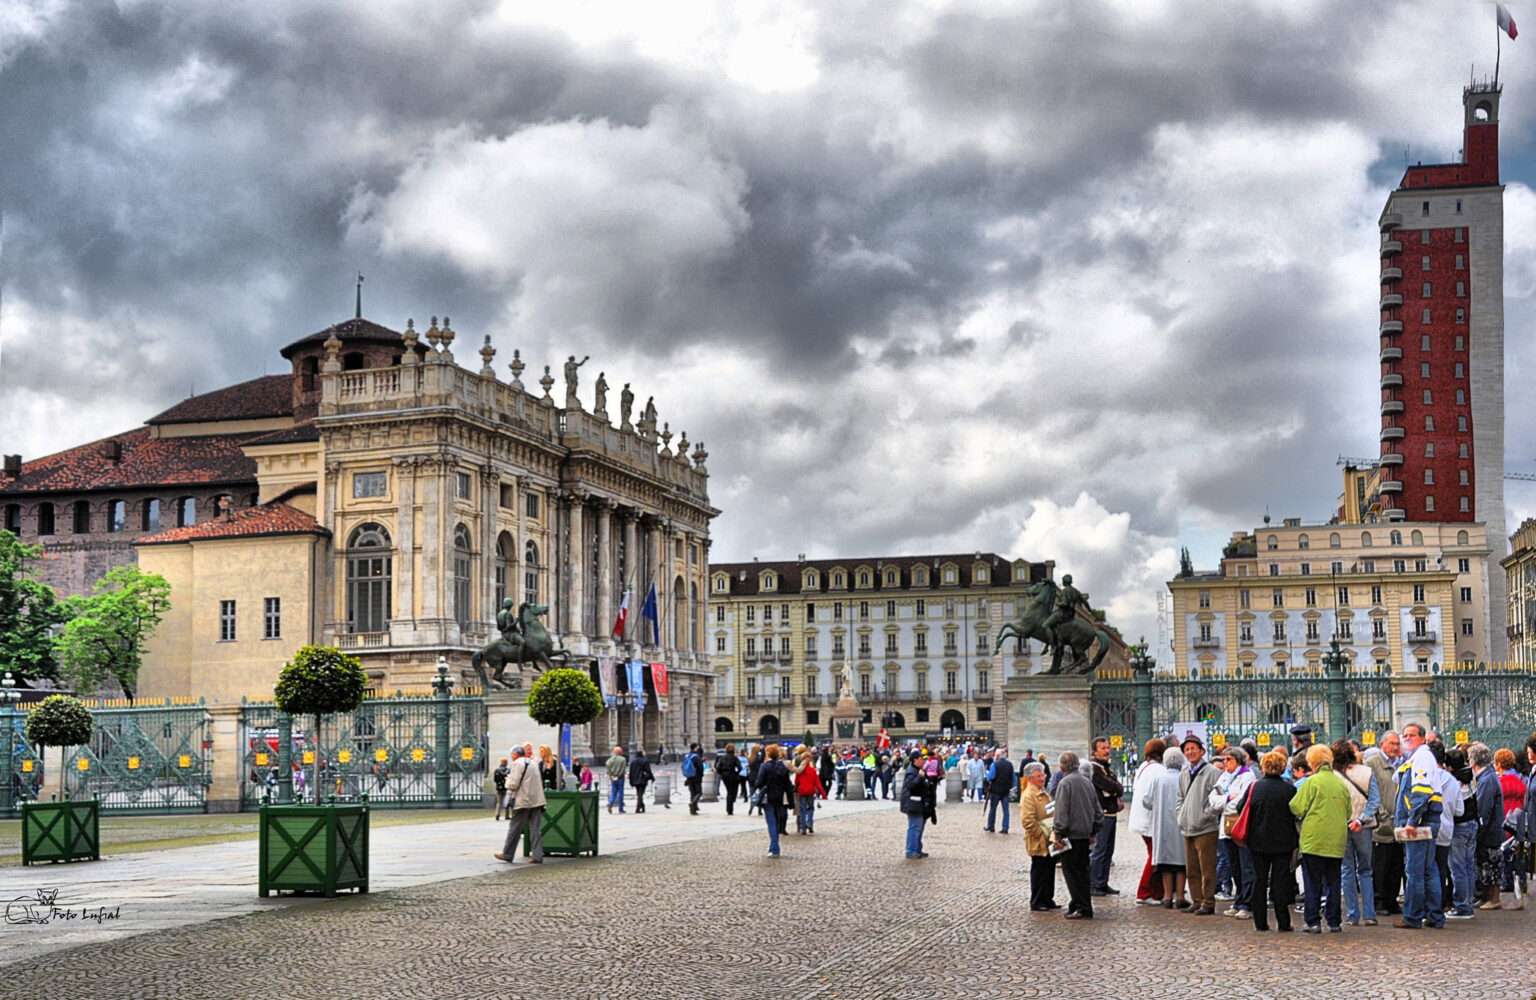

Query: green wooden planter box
left=21, top=799, right=100, bottom=865
left=524, top=790, right=599, bottom=858
left=258, top=803, right=369, bottom=897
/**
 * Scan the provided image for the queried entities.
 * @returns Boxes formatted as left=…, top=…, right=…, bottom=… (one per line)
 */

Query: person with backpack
left=493, top=757, right=510, bottom=821
left=681, top=743, right=705, bottom=815
left=716, top=743, right=742, bottom=815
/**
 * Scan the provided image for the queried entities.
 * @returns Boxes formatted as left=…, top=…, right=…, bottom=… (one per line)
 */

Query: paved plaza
left=3, top=796, right=1534, bottom=1000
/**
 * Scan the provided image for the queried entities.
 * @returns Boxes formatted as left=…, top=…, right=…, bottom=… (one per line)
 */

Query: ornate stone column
left=567, top=493, right=586, bottom=639
left=481, top=465, right=499, bottom=629
left=391, top=456, right=417, bottom=631
left=508, top=475, right=524, bottom=607
left=420, top=456, right=444, bottom=621
left=324, top=461, right=344, bottom=632
left=622, top=511, right=639, bottom=642
left=596, top=499, right=614, bottom=645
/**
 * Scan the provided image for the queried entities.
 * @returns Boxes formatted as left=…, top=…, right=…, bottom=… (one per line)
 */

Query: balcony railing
left=1380, top=347, right=1402, bottom=362
left=1380, top=400, right=1404, bottom=415
left=1381, top=267, right=1402, bottom=282
left=1379, top=479, right=1404, bottom=493
left=1380, top=239, right=1402, bottom=256
left=1380, top=292, right=1403, bottom=307
left=1380, top=373, right=1403, bottom=388
left=1381, top=212, right=1403, bottom=231
left=1380, top=452, right=1404, bottom=466
left=1380, top=426, right=1405, bottom=440
left=336, top=631, right=389, bottom=649
left=1192, top=636, right=1221, bottom=648
left=1383, top=506, right=1406, bottom=520
left=940, top=690, right=966, bottom=702
left=1380, top=319, right=1403, bottom=333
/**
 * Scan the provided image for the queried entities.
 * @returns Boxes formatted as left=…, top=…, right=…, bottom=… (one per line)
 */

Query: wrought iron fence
left=61, top=700, right=213, bottom=813
left=239, top=693, right=488, bottom=809
left=2, top=709, right=43, bottom=816
left=1429, top=666, right=1536, bottom=752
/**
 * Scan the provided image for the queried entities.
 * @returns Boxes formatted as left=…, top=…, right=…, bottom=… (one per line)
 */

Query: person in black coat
left=1245, top=750, right=1300, bottom=932
left=628, top=750, right=655, bottom=814
left=746, top=746, right=764, bottom=816
left=757, top=744, right=792, bottom=857
left=900, top=752, right=933, bottom=858
left=715, top=743, right=743, bottom=815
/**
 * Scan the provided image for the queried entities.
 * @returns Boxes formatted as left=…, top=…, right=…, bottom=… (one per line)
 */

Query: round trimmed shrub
left=274, top=645, right=367, bottom=717
left=25, top=694, right=93, bottom=750
left=526, top=668, right=603, bottom=728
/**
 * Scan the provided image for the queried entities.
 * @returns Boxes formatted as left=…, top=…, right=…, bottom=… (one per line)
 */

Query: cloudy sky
left=4, top=0, right=1536, bottom=659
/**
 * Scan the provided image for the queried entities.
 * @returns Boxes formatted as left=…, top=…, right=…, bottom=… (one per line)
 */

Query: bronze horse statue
left=993, top=578, right=1111, bottom=675
left=472, top=600, right=570, bottom=690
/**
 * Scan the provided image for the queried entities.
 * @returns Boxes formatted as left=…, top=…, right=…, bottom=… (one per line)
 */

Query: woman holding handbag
left=1332, top=739, right=1381, bottom=925
left=1243, top=749, right=1298, bottom=932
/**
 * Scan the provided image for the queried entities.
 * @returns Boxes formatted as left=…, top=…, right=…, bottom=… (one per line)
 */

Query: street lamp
left=432, top=656, right=454, bottom=806
left=1, top=672, right=21, bottom=813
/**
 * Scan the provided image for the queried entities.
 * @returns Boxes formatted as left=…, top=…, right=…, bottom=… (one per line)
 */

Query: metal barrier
left=1429, top=665, right=1536, bottom=752
left=62, top=700, right=213, bottom=813
left=239, top=693, right=488, bottom=809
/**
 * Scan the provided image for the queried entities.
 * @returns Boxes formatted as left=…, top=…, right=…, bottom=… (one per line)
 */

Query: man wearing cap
left=1291, top=725, right=1316, bottom=755
left=1177, top=734, right=1224, bottom=914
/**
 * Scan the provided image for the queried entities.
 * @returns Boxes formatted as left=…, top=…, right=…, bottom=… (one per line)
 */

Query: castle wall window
left=142, top=499, right=160, bottom=532
left=73, top=500, right=91, bottom=534
left=106, top=500, right=126, bottom=533
left=176, top=496, right=196, bottom=528
left=494, top=532, right=514, bottom=608
left=36, top=502, right=54, bottom=536
left=264, top=597, right=282, bottom=640
left=220, top=599, right=237, bottom=642
left=3, top=504, right=19, bottom=535
left=452, top=525, right=473, bottom=629
left=347, top=523, right=392, bottom=634
left=455, top=472, right=471, bottom=500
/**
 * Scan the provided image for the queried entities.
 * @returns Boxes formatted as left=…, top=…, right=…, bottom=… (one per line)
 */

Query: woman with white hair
left=1020, top=761, right=1059, bottom=911
left=1140, top=746, right=1189, bottom=909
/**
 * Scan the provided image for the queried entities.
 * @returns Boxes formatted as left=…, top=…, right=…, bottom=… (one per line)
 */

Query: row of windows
left=3, top=495, right=231, bottom=537
left=354, top=470, right=547, bottom=519
left=218, top=597, right=283, bottom=642
left=721, top=597, right=986, bottom=625
left=738, top=669, right=992, bottom=699
left=725, top=563, right=1016, bottom=594
left=730, top=630, right=993, bottom=656
left=1266, top=528, right=1471, bottom=551
left=1210, top=576, right=1473, bottom=611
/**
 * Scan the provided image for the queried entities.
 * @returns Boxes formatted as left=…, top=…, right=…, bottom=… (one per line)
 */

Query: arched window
left=885, top=569, right=898, bottom=587
left=141, top=499, right=160, bottom=532
left=804, top=571, right=818, bottom=590
left=714, top=717, right=734, bottom=733
left=832, top=572, right=844, bottom=589
left=73, top=500, right=91, bottom=534
left=939, top=709, right=966, bottom=732
left=673, top=576, right=686, bottom=648
left=690, top=582, right=700, bottom=650
left=1266, top=535, right=1279, bottom=550
left=452, top=524, right=472, bottom=630
left=1361, top=532, right=1372, bottom=548
left=859, top=571, right=870, bottom=587
left=106, top=499, right=126, bottom=533
left=1410, top=529, right=1423, bottom=545
left=1329, top=532, right=1341, bottom=548
left=494, top=532, right=514, bottom=609
left=347, top=523, right=392, bottom=634
left=176, top=496, right=196, bottom=528
left=757, top=715, right=780, bottom=736
left=36, top=502, right=54, bottom=536
left=1297, top=534, right=1310, bottom=550
left=3, top=503, right=19, bottom=535
left=1390, top=530, right=1402, bottom=546
left=1456, top=530, right=1469, bottom=546
left=524, top=540, right=540, bottom=603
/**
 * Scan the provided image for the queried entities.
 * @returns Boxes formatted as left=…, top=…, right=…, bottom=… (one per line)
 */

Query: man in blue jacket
left=1392, top=722, right=1444, bottom=929
left=984, top=753, right=1016, bottom=834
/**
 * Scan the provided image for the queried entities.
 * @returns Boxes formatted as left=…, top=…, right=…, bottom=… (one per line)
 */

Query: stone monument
left=829, top=662, right=862, bottom=742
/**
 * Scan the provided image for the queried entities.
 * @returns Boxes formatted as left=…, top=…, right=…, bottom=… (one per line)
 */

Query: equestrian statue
left=472, top=599, right=571, bottom=690
left=993, top=574, right=1112, bottom=675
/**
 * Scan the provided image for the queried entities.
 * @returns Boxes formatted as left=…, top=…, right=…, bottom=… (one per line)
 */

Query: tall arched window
left=141, top=498, right=160, bottom=532
left=1329, top=532, right=1341, bottom=548
left=452, top=524, right=473, bottom=629
left=524, top=540, right=540, bottom=603
left=176, top=496, right=196, bottom=527
left=1361, top=532, right=1372, bottom=548
left=690, top=582, right=699, bottom=650
left=673, top=576, right=686, bottom=648
left=1456, top=530, right=1469, bottom=546
left=36, top=502, right=54, bottom=536
left=1390, top=530, right=1403, bottom=546
left=106, top=500, right=126, bottom=533
left=3, top=504, right=18, bottom=535
left=494, top=532, right=514, bottom=609
left=347, top=523, right=392, bottom=634
left=72, top=500, right=91, bottom=534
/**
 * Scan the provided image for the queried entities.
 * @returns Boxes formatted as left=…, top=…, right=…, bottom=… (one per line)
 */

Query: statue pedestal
left=829, top=694, right=863, bottom=744
left=1003, top=674, right=1093, bottom=767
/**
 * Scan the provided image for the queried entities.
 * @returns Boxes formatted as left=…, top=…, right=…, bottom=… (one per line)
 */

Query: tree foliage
left=527, top=668, right=603, bottom=728
left=273, top=645, right=368, bottom=718
left=53, top=565, right=172, bottom=700
left=0, top=530, right=67, bottom=683
left=25, top=694, right=94, bottom=750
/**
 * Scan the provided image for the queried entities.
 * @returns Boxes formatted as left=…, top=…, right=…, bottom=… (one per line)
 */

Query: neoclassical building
left=2, top=315, right=717, bottom=738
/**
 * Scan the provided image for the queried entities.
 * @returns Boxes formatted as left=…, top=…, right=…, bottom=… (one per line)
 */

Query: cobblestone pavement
left=5, top=802, right=1534, bottom=1000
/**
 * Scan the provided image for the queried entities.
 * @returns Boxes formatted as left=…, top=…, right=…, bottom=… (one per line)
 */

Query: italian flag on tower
left=1498, top=3, right=1518, bottom=39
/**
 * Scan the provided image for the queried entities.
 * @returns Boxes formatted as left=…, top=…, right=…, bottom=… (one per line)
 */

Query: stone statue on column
left=639, top=396, right=658, bottom=440
left=594, top=372, right=609, bottom=418
left=620, top=383, right=634, bottom=430
left=563, top=354, right=589, bottom=410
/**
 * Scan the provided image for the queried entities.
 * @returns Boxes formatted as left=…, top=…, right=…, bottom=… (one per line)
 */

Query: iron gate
left=61, top=700, right=213, bottom=813
left=239, top=693, right=488, bottom=809
left=2, top=709, right=43, bottom=816
left=1429, top=665, right=1536, bottom=752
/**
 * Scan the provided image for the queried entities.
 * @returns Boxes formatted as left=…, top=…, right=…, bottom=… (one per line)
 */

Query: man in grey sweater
left=1054, top=752, right=1106, bottom=920
left=1176, top=735, right=1223, bottom=915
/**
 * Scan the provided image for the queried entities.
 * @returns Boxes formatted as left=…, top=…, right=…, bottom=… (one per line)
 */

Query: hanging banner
left=626, top=659, right=646, bottom=712
left=597, top=657, right=616, bottom=707
left=651, top=662, right=669, bottom=713
left=559, top=723, right=572, bottom=772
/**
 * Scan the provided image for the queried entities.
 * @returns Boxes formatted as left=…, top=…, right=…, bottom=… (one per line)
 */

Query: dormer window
left=884, top=569, right=898, bottom=587
left=832, top=572, right=845, bottom=589
left=976, top=567, right=989, bottom=583
left=713, top=574, right=728, bottom=593
left=762, top=572, right=777, bottom=592
left=804, top=571, right=819, bottom=591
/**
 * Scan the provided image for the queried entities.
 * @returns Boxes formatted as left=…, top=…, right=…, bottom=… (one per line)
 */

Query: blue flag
left=626, top=658, right=646, bottom=712
left=640, top=582, right=660, bottom=645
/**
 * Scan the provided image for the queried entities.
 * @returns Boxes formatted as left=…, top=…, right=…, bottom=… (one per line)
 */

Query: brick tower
left=1377, top=82, right=1507, bottom=658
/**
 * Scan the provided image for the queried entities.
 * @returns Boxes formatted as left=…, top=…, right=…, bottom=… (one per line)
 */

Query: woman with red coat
left=793, top=748, right=827, bottom=834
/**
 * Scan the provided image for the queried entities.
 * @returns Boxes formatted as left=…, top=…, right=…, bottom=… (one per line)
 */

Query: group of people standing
left=1121, top=723, right=1535, bottom=934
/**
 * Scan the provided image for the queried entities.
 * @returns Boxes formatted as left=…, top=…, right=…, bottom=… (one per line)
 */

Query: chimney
left=2, top=454, right=19, bottom=476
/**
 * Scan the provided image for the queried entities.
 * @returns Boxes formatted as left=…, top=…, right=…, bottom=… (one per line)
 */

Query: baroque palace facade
left=706, top=554, right=1131, bottom=745
left=1, top=316, right=717, bottom=737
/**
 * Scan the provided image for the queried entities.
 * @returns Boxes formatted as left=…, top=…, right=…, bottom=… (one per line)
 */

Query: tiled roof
left=245, top=423, right=320, bottom=447
left=136, top=502, right=329, bottom=546
left=0, top=427, right=260, bottom=496
left=147, top=375, right=293, bottom=425
left=707, top=552, right=1050, bottom=596
left=279, top=316, right=403, bottom=359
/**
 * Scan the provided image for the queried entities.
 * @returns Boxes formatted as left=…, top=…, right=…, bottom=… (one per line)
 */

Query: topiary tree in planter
left=25, top=694, right=93, bottom=796
left=524, top=667, right=604, bottom=857
left=274, top=645, right=367, bottom=804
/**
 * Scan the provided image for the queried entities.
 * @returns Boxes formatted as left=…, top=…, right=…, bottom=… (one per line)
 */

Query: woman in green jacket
left=1289, top=743, right=1353, bottom=933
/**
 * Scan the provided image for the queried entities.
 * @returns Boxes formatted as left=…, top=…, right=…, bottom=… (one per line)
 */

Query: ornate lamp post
left=0, top=672, right=21, bottom=813
left=432, top=656, right=455, bottom=806
left=1323, top=637, right=1348, bottom=743
left=1130, top=637, right=1155, bottom=750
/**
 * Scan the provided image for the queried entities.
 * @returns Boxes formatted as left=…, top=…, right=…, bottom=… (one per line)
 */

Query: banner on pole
left=651, top=662, right=669, bottom=712
left=626, top=659, right=646, bottom=712
left=597, top=657, right=616, bottom=707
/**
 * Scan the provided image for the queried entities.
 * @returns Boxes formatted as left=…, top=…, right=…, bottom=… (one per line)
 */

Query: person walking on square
left=493, top=757, right=510, bottom=821
left=758, top=744, right=792, bottom=857
left=1128, top=738, right=1168, bottom=904
left=1290, top=743, right=1351, bottom=933
left=793, top=747, right=826, bottom=834
left=965, top=752, right=985, bottom=802
left=1054, top=754, right=1104, bottom=919
left=984, top=751, right=1016, bottom=834
left=1246, top=749, right=1299, bottom=932
left=716, top=742, right=742, bottom=815
left=628, top=749, right=655, bottom=814
left=1332, top=739, right=1381, bottom=926
left=746, top=745, right=764, bottom=816
left=1176, top=734, right=1223, bottom=914
left=1392, top=722, right=1445, bottom=930
left=900, top=749, right=933, bottom=859
left=1088, top=736, right=1125, bottom=896
left=1021, top=762, right=1059, bottom=910
left=605, top=745, right=627, bottom=815
left=495, top=747, right=546, bottom=864
left=682, top=742, right=705, bottom=815
left=818, top=746, right=836, bottom=801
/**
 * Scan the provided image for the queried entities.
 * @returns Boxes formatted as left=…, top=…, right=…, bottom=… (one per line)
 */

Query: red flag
left=611, top=588, right=631, bottom=640
left=1499, top=3, right=1518, bottom=39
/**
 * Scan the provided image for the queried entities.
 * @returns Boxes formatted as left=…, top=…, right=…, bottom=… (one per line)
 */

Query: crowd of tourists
left=1023, top=723, right=1536, bottom=929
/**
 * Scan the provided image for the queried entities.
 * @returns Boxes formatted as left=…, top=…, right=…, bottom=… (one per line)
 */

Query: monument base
left=1003, top=674, right=1094, bottom=766
left=830, top=694, right=863, bottom=744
